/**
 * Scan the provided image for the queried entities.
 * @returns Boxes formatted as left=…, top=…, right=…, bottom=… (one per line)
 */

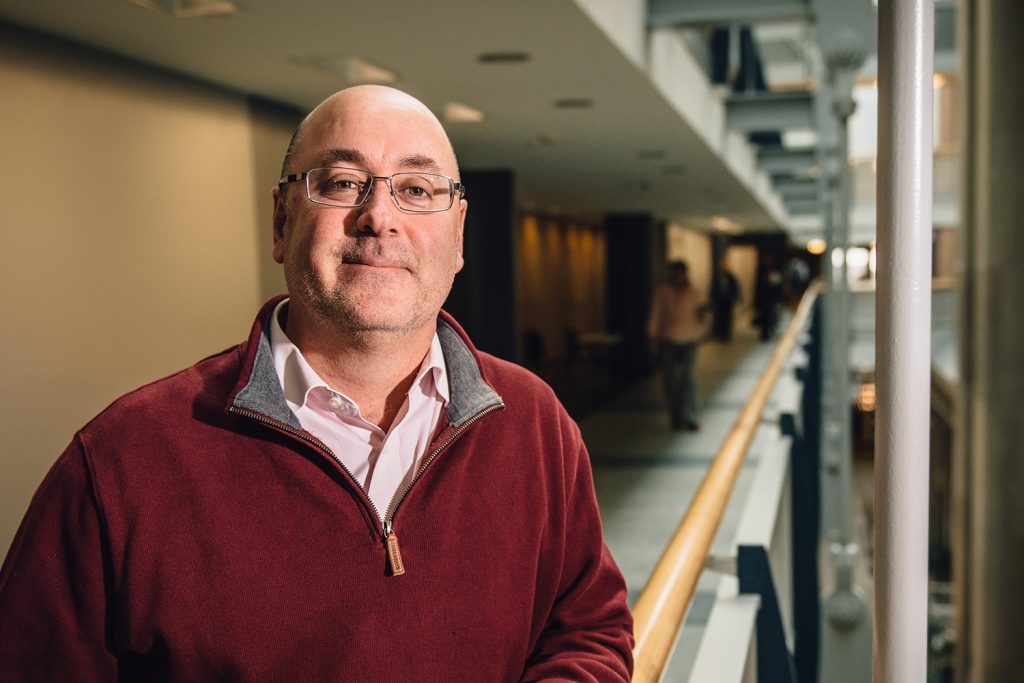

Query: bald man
left=0, top=86, right=633, bottom=681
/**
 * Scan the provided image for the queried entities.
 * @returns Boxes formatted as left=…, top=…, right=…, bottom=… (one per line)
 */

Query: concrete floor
left=581, top=326, right=781, bottom=682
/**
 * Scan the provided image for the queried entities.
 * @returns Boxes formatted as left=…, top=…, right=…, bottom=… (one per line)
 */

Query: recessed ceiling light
left=553, top=98, right=594, bottom=109
left=478, top=51, right=531, bottom=64
left=343, top=57, right=398, bottom=84
left=710, top=215, right=743, bottom=234
left=444, top=101, right=486, bottom=124
left=806, top=238, right=827, bottom=255
left=129, top=0, right=238, bottom=18
left=294, top=55, right=398, bottom=85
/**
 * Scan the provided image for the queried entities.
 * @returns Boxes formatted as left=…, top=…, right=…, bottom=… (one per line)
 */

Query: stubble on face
left=282, top=215, right=461, bottom=338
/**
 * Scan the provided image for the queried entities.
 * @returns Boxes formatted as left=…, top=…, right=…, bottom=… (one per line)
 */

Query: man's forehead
left=294, top=93, right=457, bottom=173
left=311, top=147, right=445, bottom=173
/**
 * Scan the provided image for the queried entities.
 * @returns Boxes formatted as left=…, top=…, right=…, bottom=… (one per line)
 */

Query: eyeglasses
left=278, top=166, right=466, bottom=213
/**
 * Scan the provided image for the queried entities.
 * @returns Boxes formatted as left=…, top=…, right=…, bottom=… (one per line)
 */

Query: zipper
left=229, top=400, right=504, bottom=575
left=227, top=406, right=387, bottom=524
left=384, top=402, right=505, bottom=521
left=383, top=518, right=405, bottom=576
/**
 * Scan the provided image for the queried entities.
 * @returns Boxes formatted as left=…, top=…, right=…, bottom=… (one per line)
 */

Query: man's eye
left=320, top=176, right=363, bottom=195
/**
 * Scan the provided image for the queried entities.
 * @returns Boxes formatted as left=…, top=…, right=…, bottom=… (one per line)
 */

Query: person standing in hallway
left=648, top=260, right=708, bottom=430
left=0, top=85, right=633, bottom=681
left=755, top=253, right=784, bottom=341
left=711, top=257, right=741, bottom=341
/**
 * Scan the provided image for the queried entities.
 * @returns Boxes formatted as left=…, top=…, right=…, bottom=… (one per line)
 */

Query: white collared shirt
left=268, top=300, right=450, bottom=521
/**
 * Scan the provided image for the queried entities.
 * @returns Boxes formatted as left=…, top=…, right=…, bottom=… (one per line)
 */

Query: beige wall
left=725, top=244, right=759, bottom=317
left=0, top=25, right=300, bottom=556
left=519, top=215, right=606, bottom=361
left=933, top=227, right=957, bottom=280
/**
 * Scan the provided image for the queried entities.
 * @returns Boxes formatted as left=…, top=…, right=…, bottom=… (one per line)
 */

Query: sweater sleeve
left=0, top=436, right=118, bottom=680
left=519, top=439, right=634, bottom=682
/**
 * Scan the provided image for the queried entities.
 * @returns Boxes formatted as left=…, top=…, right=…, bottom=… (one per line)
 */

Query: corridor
left=583, top=325, right=779, bottom=681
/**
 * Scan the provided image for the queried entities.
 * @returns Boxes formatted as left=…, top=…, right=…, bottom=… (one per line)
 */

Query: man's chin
left=327, top=304, right=428, bottom=336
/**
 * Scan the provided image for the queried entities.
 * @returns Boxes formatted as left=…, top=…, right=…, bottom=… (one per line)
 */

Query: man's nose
left=355, top=177, right=398, bottom=234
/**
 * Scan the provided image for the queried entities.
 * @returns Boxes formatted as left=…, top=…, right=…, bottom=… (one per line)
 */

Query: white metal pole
left=875, top=1, right=933, bottom=681
left=831, top=83, right=855, bottom=548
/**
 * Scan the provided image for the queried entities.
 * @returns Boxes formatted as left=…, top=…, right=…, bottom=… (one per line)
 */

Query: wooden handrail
left=631, top=282, right=821, bottom=683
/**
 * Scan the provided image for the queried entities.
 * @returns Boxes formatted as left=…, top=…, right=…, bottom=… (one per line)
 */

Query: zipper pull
left=384, top=519, right=406, bottom=576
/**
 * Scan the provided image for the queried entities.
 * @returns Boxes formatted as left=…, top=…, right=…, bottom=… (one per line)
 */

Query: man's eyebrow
left=398, top=154, right=443, bottom=173
left=318, top=148, right=367, bottom=168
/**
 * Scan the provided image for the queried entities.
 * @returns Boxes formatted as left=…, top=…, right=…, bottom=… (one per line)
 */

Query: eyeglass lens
left=308, top=167, right=453, bottom=211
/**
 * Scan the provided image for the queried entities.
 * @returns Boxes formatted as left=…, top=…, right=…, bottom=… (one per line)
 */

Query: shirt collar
left=268, top=298, right=449, bottom=411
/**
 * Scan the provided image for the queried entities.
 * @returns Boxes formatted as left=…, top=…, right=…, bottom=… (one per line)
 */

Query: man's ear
left=454, top=197, right=467, bottom=274
left=272, top=186, right=287, bottom=264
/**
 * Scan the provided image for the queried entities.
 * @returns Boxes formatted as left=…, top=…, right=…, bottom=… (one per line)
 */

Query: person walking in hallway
left=711, top=257, right=741, bottom=342
left=0, top=85, right=633, bottom=681
left=648, top=260, right=708, bottom=431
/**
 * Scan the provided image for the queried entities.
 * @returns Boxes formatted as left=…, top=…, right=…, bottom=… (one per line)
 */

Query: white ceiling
left=0, top=0, right=789, bottom=232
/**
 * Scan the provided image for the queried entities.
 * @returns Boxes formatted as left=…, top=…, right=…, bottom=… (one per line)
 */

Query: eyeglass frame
left=277, top=166, right=466, bottom=213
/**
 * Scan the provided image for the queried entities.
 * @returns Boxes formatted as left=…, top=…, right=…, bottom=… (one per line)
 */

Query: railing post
left=875, top=1, right=934, bottom=681
left=738, top=544, right=798, bottom=683
left=790, top=301, right=822, bottom=683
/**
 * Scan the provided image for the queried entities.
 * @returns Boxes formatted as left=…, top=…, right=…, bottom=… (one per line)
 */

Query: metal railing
left=631, top=283, right=820, bottom=683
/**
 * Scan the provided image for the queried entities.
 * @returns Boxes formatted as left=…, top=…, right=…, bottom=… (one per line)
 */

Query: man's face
left=272, top=89, right=466, bottom=337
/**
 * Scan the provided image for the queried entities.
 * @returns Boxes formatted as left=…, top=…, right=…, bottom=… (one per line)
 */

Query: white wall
left=0, top=24, right=299, bottom=556
left=573, top=0, right=647, bottom=69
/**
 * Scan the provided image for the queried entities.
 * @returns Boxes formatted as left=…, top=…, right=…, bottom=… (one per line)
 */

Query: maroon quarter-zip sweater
left=0, top=299, right=633, bottom=681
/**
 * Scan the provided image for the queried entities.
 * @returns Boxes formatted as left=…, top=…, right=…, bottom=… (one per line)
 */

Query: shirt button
left=328, top=396, right=344, bottom=410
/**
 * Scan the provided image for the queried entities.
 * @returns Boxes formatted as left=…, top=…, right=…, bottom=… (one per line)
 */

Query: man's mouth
left=343, top=254, right=408, bottom=271
left=338, top=243, right=411, bottom=271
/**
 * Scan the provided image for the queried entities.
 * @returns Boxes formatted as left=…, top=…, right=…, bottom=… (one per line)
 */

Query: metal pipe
left=831, top=100, right=854, bottom=547
left=820, top=46, right=868, bottom=649
left=874, top=1, right=933, bottom=680
left=818, top=176, right=839, bottom=535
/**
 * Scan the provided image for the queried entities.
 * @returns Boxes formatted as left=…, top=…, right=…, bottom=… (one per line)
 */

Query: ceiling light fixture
left=129, top=0, right=238, bottom=18
left=554, top=98, right=594, bottom=109
left=443, top=101, right=486, bottom=124
left=806, top=238, right=827, bottom=255
left=343, top=57, right=397, bottom=84
left=709, top=215, right=743, bottom=234
left=294, top=55, right=398, bottom=85
left=478, top=51, right=531, bottom=64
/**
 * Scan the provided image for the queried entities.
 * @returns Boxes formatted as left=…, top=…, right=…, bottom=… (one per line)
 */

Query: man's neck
left=282, top=303, right=435, bottom=431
